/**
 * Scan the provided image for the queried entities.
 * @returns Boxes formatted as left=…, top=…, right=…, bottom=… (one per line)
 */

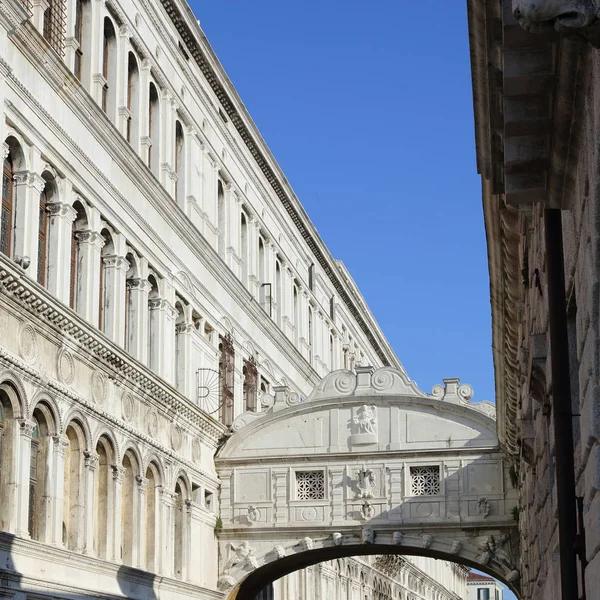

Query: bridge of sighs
left=214, top=366, right=519, bottom=599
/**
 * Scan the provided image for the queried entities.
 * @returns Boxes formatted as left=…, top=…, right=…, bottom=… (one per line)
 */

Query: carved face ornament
left=513, top=0, right=599, bottom=33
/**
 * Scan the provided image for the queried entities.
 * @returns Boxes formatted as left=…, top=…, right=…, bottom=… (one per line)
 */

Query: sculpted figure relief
left=356, top=466, right=376, bottom=499
left=354, top=405, right=377, bottom=435
left=224, top=541, right=258, bottom=573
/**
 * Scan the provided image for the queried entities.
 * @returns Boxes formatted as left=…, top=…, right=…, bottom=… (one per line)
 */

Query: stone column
left=137, top=476, right=148, bottom=570
left=101, top=254, right=129, bottom=345
left=15, top=418, right=35, bottom=538
left=139, top=59, right=152, bottom=165
left=282, top=265, right=294, bottom=339
left=126, top=278, right=150, bottom=363
left=183, top=499, right=192, bottom=581
left=12, top=171, right=44, bottom=277
left=160, top=91, right=174, bottom=191
left=160, top=488, right=176, bottom=577
left=175, top=322, right=193, bottom=399
left=90, top=0, right=107, bottom=104
left=163, top=301, right=177, bottom=386
left=117, top=26, right=131, bottom=138
left=50, top=434, right=68, bottom=545
left=75, top=230, right=104, bottom=325
left=46, top=201, right=77, bottom=304
left=225, top=185, right=241, bottom=275
left=83, top=451, right=98, bottom=555
left=247, top=215, right=259, bottom=298
left=112, top=465, right=125, bottom=562
left=148, top=298, right=168, bottom=376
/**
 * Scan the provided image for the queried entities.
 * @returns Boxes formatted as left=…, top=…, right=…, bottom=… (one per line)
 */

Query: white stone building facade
left=0, top=0, right=469, bottom=599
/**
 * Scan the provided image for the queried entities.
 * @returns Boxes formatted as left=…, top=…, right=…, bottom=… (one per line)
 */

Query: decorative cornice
left=0, top=256, right=227, bottom=444
left=157, top=0, right=397, bottom=368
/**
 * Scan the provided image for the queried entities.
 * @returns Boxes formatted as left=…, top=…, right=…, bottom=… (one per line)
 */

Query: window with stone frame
left=409, top=465, right=440, bottom=496
left=295, top=470, right=325, bottom=500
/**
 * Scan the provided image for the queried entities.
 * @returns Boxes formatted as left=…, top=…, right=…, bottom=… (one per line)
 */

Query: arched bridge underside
left=215, top=367, right=520, bottom=599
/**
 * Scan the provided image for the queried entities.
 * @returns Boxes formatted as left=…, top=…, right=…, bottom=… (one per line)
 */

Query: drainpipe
left=543, top=208, right=578, bottom=600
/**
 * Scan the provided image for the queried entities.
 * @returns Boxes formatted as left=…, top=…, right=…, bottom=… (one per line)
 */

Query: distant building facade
left=0, top=0, right=465, bottom=599
left=468, top=0, right=600, bottom=598
left=466, top=572, right=503, bottom=600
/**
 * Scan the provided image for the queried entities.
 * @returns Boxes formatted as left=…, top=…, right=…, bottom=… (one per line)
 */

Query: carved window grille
left=42, top=0, right=66, bottom=56
left=243, top=357, right=258, bottom=412
left=219, top=334, right=235, bottom=426
left=295, top=471, right=324, bottom=500
left=409, top=466, right=440, bottom=496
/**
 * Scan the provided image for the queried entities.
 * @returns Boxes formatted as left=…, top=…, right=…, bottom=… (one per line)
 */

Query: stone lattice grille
left=410, top=466, right=440, bottom=496
left=296, top=471, right=325, bottom=500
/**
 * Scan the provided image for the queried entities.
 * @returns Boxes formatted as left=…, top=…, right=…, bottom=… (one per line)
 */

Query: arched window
left=124, top=252, right=138, bottom=354
left=217, top=180, right=225, bottom=257
left=73, top=0, right=91, bottom=81
left=102, top=18, right=117, bottom=117
left=127, top=52, right=139, bottom=146
left=121, top=451, right=137, bottom=565
left=69, top=201, right=87, bottom=311
left=37, top=187, right=48, bottom=286
left=148, top=83, right=160, bottom=175
left=174, top=121, right=185, bottom=206
left=275, top=261, right=282, bottom=325
left=28, top=406, right=52, bottom=542
left=173, top=479, right=187, bottom=580
left=1, top=153, right=13, bottom=257
left=0, top=383, right=18, bottom=532
left=240, top=212, right=248, bottom=286
left=147, top=274, right=159, bottom=370
left=63, top=422, right=85, bottom=551
left=145, top=463, right=159, bottom=572
left=94, top=435, right=114, bottom=559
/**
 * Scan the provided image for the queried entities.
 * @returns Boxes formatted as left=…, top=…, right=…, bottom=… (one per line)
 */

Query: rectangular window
left=477, top=589, right=490, bottom=600
left=296, top=470, right=325, bottom=500
left=409, top=465, right=440, bottom=496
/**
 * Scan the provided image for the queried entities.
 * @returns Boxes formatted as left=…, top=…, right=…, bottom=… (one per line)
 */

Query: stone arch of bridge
left=215, top=367, right=519, bottom=599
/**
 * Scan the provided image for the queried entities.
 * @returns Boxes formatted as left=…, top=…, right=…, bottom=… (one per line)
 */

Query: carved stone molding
left=18, top=322, right=37, bottom=364
left=91, top=370, right=108, bottom=405
left=121, top=392, right=136, bottom=422
left=57, top=347, right=75, bottom=385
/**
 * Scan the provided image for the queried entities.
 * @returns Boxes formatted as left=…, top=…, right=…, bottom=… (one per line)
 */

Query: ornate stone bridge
left=214, top=367, right=520, bottom=599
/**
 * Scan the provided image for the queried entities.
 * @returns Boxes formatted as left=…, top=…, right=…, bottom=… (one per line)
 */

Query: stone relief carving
left=360, top=499, right=375, bottom=520
left=171, top=424, right=183, bottom=451
left=513, top=0, right=600, bottom=38
left=451, top=540, right=462, bottom=555
left=361, top=527, right=374, bottom=544
left=146, top=409, right=159, bottom=437
left=392, top=531, right=404, bottom=545
left=57, top=347, right=75, bottom=385
left=476, top=496, right=491, bottom=518
left=224, top=541, right=258, bottom=573
left=356, top=466, right=375, bottom=499
left=246, top=505, right=259, bottom=525
left=192, top=437, right=202, bottom=462
left=332, top=532, right=343, bottom=546
left=422, top=534, right=434, bottom=549
left=18, top=322, right=37, bottom=363
left=273, top=545, right=286, bottom=559
left=353, top=405, right=377, bottom=435
left=300, top=537, right=313, bottom=551
left=122, top=392, right=136, bottom=422
left=91, top=370, right=107, bottom=405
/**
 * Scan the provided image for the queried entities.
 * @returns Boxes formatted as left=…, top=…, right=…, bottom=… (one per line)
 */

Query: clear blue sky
left=190, top=1, right=493, bottom=404
left=191, top=5, right=512, bottom=595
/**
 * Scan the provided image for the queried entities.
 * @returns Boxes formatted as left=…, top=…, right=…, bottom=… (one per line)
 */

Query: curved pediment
left=219, top=368, right=497, bottom=460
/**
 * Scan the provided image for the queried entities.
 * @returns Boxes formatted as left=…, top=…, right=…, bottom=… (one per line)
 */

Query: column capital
left=12, top=170, right=30, bottom=185
left=127, top=277, right=152, bottom=293
left=52, top=434, right=69, bottom=455
left=76, top=230, right=105, bottom=249
left=84, top=450, right=99, bottom=470
left=137, top=475, right=148, bottom=491
left=112, top=465, right=126, bottom=482
left=18, top=418, right=37, bottom=438
left=102, top=254, right=130, bottom=273
left=47, top=202, right=77, bottom=221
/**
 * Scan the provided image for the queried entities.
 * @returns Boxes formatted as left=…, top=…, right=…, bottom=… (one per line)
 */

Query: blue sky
left=192, top=1, right=495, bottom=404
left=190, top=4, right=512, bottom=595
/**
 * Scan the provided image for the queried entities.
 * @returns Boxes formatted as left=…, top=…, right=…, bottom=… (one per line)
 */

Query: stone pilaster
left=83, top=451, right=99, bottom=555
left=111, top=465, right=125, bottom=561
left=126, top=277, right=151, bottom=362
left=75, top=230, right=104, bottom=324
left=15, top=418, right=36, bottom=538
left=101, top=254, right=129, bottom=345
left=50, top=434, right=68, bottom=546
